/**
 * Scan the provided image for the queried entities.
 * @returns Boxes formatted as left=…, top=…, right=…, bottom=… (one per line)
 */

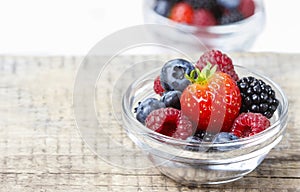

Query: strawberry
left=169, top=2, right=193, bottom=24
left=231, top=112, right=270, bottom=138
left=193, top=9, right=217, bottom=26
left=180, top=64, right=241, bottom=133
left=196, top=49, right=239, bottom=81
left=145, top=108, right=194, bottom=140
left=153, top=75, right=165, bottom=96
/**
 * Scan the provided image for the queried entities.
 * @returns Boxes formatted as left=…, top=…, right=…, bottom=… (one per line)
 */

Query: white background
left=0, top=0, right=299, bottom=55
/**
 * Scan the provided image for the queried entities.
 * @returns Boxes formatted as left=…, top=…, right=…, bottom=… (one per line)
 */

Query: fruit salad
left=134, top=50, right=279, bottom=151
left=154, top=0, right=255, bottom=26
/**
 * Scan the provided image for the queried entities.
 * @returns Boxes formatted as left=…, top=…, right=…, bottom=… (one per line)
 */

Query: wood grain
left=0, top=53, right=299, bottom=191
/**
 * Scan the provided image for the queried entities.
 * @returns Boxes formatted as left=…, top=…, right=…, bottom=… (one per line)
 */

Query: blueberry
left=200, top=131, right=216, bottom=143
left=160, top=59, right=194, bottom=92
left=154, top=0, right=174, bottom=17
left=135, top=98, right=165, bottom=124
left=185, top=131, right=217, bottom=152
left=217, top=0, right=240, bottom=9
left=185, top=135, right=203, bottom=152
left=214, top=132, right=239, bottom=143
left=187, top=135, right=203, bottom=143
left=161, top=90, right=182, bottom=110
left=212, top=132, right=240, bottom=151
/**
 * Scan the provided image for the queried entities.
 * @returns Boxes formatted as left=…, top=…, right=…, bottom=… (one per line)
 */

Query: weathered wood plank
left=0, top=53, right=299, bottom=191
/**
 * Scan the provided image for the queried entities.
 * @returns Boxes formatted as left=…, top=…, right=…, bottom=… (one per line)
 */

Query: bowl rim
left=122, top=65, right=289, bottom=149
left=143, top=0, right=266, bottom=34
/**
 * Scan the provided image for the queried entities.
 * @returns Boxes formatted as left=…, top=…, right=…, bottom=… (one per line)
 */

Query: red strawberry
left=145, top=108, right=194, bottom=140
left=180, top=64, right=241, bottom=133
left=153, top=76, right=165, bottom=96
left=193, top=9, right=217, bottom=26
left=196, top=49, right=239, bottom=81
left=169, top=2, right=193, bottom=24
left=238, top=0, right=255, bottom=18
left=231, top=112, right=270, bottom=138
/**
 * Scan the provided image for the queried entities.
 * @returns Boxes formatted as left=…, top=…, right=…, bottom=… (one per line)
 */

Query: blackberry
left=184, top=0, right=218, bottom=10
left=237, top=76, right=279, bottom=119
left=219, top=9, right=244, bottom=25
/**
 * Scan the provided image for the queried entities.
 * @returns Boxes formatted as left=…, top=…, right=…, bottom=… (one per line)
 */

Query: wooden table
left=0, top=53, right=299, bottom=191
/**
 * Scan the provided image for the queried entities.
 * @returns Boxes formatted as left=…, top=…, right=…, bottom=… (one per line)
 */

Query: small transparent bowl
left=143, top=0, right=266, bottom=51
left=122, top=65, right=288, bottom=185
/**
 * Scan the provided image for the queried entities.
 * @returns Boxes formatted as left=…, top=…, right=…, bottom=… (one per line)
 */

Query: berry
left=185, top=135, right=203, bottom=151
left=212, top=132, right=240, bottom=151
left=145, top=108, right=194, bottom=140
left=185, top=0, right=218, bottom=10
left=213, top=132, right=239, bottom=143
left=219, top=9, right=244, bottom=25
left=231, top=112, right=270, bottom=138
left=195, top=130, right=216, bottom=142
left=135, top=98, right=165, bottom=124
left=154, top=0, right=174, bottom=17
left=160, top=58, right=195, bottom=92
left=217, top=0, right=240, bottom=9
left=196, top=50, right=239, bottom=81
left=237, top=76, right=279, bottom=118
left=184, top=0, right=223, bottom=20
left=193, top=9, right=217, bottom=26
left=238, top=0, right=255, bottom=18
left=161, top=90, right=182, bottom=109
left=181, top=64, right=241, bottom=133
left=154, top=76, right=165, bottom=96
left=185, top=131, right=215, bottom=151
left=169, top=2, right=193, bottom=24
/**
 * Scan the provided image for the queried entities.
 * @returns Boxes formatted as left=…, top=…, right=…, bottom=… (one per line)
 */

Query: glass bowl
left=122, top=65, right=288, bottom=185
left=143, top=0, right=266, bottom=51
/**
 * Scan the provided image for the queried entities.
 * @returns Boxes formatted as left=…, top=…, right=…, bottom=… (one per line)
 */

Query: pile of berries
left=135, top=50, right=279, bottom=151
left=153, top=0, right=255, bottom=26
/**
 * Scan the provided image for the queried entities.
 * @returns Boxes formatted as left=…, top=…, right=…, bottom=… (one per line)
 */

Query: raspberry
left=231, top=112, right=270, bottom=138
left=154, top=76, right=165, bottom=96
left=237, top=76, right=279, bottom=118
left=195, top=50, right=239, bottom=81
left=145, top=108, right=194, bottom=140
left=238, top=0, right=255, bottom=18
left=219, top=9, right=244, bottom=25
left=193, top=9, right=217, bottom=26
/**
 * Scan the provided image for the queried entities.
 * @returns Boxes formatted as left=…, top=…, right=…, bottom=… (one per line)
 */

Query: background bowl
left=143, top=0, right=266, bottom=51
left=122, top=65, right=288, bottom=185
